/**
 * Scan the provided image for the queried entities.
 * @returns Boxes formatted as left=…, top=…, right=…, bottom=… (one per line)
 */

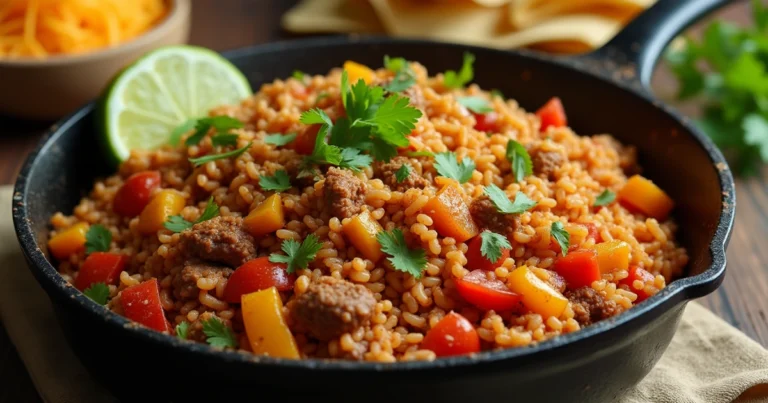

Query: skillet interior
left=12, top=37, right=735, bottom=401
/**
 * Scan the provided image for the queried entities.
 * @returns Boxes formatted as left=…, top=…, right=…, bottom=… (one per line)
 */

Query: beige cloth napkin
left=0, top=185, right=766, bottom=403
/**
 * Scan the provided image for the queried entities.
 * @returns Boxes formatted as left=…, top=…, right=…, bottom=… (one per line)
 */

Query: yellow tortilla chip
left=281, top=0, right=384, bottom=33
left=485, top=14, right=623, bottom=51
left=509, top=0, right=655, bottom=29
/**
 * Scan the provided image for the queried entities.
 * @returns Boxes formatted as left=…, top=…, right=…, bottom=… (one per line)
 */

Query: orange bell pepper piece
left=421, top=181, right=479, bottom=243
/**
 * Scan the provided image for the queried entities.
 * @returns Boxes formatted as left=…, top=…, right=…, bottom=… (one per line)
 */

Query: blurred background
left=0, top=0, right=766, bottom=402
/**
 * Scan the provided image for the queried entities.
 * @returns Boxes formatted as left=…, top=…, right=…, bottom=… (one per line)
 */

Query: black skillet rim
left=11, top=36, right=736, bottom=372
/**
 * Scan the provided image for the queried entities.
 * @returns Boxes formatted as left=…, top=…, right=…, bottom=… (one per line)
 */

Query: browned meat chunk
left=324, top=167, right=366, bottom=218
left=172, top=261, right=233, bottom=299
left=565, top=287, right=618, bottom=326
left=178, top=216, right=256, bottom=268
left=291, top=276, right=376, bottom=341
left=470, top=196, right=509, bottom=233
left=530, top=148, right=564, bottom=180
left=374, top=157, right=428, bottom=192
left=545, top=270, right=566, bottom=294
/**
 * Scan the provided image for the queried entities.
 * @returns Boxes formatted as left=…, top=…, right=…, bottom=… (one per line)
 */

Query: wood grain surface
left=0, top=1, right=764, bottom=402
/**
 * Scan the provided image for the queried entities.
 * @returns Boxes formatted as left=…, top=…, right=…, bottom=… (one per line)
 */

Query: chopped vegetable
left=383, top=55, right=416, bottom=92
left=264, top=133, right=297, bottom=146
left=113, top=170, right=161, bottom=217
left=553, top=249, right=600, bottom=289
left=292, top=125, right=320, bottom=156
left=241, top=287, right=300, bottom=358
left=465, top=231, right=510, bottom=271
left=507, top=266, right=568, bottom=318
left=202, top=317, right=238, bottom=348
left=422, top=181, right=479, bottom=243
left=421, top=312, right=480, bottom=357
left=457, top=96, right=493, bottom=114
left=550, top=221, right=570, bottom=256
left=535, top=97, right=567, bottom=131
left=84, top=224, right=111, bottom=255
left=473, top=111, right=499, bottom=133
left=342, top=210, right=384, bottom=262
left=176, top=321, right=189, bottom=340
left=164, top=196, right=219, bottom=233
left=455, top=270, right=521, bottom=311
left=75, top=252, right=128, bottom=291
left=377, top=228, right=427, bottom=279
left=618, top=175, right=674, bottom=220
left=188, top=142, right=253, bottom=167
left=506, top=140, right=533, bottom=183
left=184, top=116, right=244, bottom=147
left=594, top=190, right=616, bottom=207
left=121, top=278, right=170, bottom=333
left=595, top=240, right=631, bottom=273
left=83, top=282, right=109, bottom=305
left=259, top=170, right=292, bottom=192
left=343, top=60, right=375, bottom=85
left=442, top=52, right=475, bottom=89
left=434, top=151, right=475, bottom=184
left=619, top=266, right=655, bottom=302
left=243, top=194, right=285, bottom=238
left=138, top=190, right=186, bottom=235
left=48, top=222, right=88, bottom=260
left=395, top=164, right=410, bottom=183
left=223, top=257, right=294, bottom=303
left=269, top=234, right=323, bottom=274
left=484, top=185, right=537, bottom=214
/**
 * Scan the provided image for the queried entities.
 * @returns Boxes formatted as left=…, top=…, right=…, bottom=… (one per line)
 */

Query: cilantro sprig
left=458, top=96, right=493, bottom=114
left=550, top=221, right=570, bottom=256
left=202, top=317, right=238, bottom=348
left=383, top=56, right=417, bottom=92
left=85, top=224, right=111, bottom=255
left=484, top=185, right=537, bottom=214
left=264, top=133, right=297, bottom=146
left=83, top=282, right=109, bottom=305
left=176, top=321, right=190, bottom=340
left=434, top=152, right=476, bottom=183
left=443, top=52, right=475, bottom=89
left=479, top=230, right=511, bottom=263
left=377, top=229, right=427, bottom=279
left=594, top=190, right=616, bottom=207
left=259, top=170, right=292, bottom=192
left=506, top=140, right=533, bottom=183
left=189, top=142, right=252, bottom=167
left=164, top=197, right=220, bottom=233
left=269, top=234, right=323, bottom=274
left=183, top=116, right=244, bottom=147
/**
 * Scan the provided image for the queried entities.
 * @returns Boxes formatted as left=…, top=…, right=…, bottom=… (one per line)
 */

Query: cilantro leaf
left=259, top=170, right=292, bottom=192
left=83, top=282, right=109, bottom=305
left=406, top=150, right=435, bottom=158
left=164, top=197, right=220, bottom=233
left=434, top=152, right=476, bottom=183
left=594, top=190, right=616, bottom=207
left=211, top=133, right=239, bottom=147
left=85, top=224, right=111, bottom=255
left=395, top=164, right=410, bottom=183
left=345, top=75, right=385, bottom=122
left=458, top=96, right=493, bottom=114
left=189, top=142, right=252, bottom=167
left=383, top=55, right=417, bottom=92
left=367, top=94, right=420, bottom=147
left=479, top=230, right=511, bottom=263
left=550, top=221, right=570, bottom=256
left=169, top=119, right=198, bottom=146
left=202, top=317, right=238, bottom=348
left=300, top=108, right=334, bottom=126
left=443, top=52, right=475, bottom=89
left=264, top=133, right=297, bottom=146
left=176, top=321, right=189, bottom=340
left=484, top=185, right=537, bottom=214
left=269, top=234, right=323, bottom=274
left=339, top=148, right=373, bottom=171
left=506, top=140, right=533, bottom=183
left=185, top=116, right=244, bottom=147
left=377, top=228, right=427, bottom=279
left=292, top=70, right=306, bottom=80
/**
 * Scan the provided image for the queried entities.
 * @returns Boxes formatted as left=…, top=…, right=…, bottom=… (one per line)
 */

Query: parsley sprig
left=479, top=230, right=511, bottom=263
left=434, top=152, right=476, bottom=183
left=506, top=140, right=533, bottom=183
left=484, top=185, right=537, bottom=214
left=383, top=56, right=417, bottom=92
left=259, top=170, right=292, bottom=192
left=443, top=52, right=475, bottom=89
left=85, top=224, right=111, bottom=255
left=83, top=282, right=109, bottom=305
left=202, top=317, right=238, bottom=348
left=269, top=234, right=323, bottom=274
left=164, top=197, right=220, bottom=233
left=550, top=221, right=570, bottom=256
left=594, top=190, right=616, bottom=207
left=377, top=229, right=427, bottom=279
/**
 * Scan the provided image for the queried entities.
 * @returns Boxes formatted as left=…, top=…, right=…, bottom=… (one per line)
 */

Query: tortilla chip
left=484, top=14, right=623, bottom=50
left=281, top=0, right=384, bottom=33
left=509, top=0, right=655, bottom=30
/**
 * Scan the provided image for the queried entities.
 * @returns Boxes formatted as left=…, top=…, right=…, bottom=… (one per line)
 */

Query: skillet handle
left=579, top=0, right=731, bottom=90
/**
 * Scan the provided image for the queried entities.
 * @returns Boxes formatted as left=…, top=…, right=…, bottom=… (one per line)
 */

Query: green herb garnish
left=164, top=197, right=220, bottom=233
left=506, top=140, right=533, bottom=183
left=264, top=133, right=297, bottom=146
left=269, top=234, right=323, bottom=274
left=315, top=92, right=330, bottom=103
left=594, top=190, right=616, bottom=207
left=202, top=317, right=238, bottom=348
left=83, top=282, right=109, bottom=305
left=211, top=133, right=239, bottom=147
left=184, top=116, right=244, bottom=147
left=292, top=70, right=306, bottom=80
left=550, top=221, right=570, bottom=256
left=188, top=142, right=252, bottom=167
left=458, top=96, right=493, bottom=114
left=395, top=164, right=410, bottom=183
left=85, top=224, right=111, bottom=255
left=377, top=228, right=427, bottom=279
left=443, top=52, right=475, bottom=89
left=259, top=170, right=292, bottom=192
left=176, top=322, right=189, bottom=340
left=434, top=151, right=476, bottom=183
left=479, top=230, right=511, bottom=263
left=484, top=185, right=537, bottom=214
left=406, top=150, right=435, bottom=158
left=169, top=119, right=198, bottom=146
left=383, top=55, right=417, bottom=92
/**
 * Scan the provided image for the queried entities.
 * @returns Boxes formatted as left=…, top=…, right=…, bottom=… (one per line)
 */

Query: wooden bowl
left=0, top=0, right=191, bottom=120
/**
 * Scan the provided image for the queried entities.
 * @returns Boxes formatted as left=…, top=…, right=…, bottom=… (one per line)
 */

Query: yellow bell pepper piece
left=618, top=175, right=674, bottom=220
left=242, top=287, right=300, bottom=359
left=48, top=222, right=88, bottom=260
left=342, top=210, right=383, bottom=262
left=507, top=266, right=568, bottom=318
left=595, top=240, right=630, bottom=273
left=243, top=194, right=285, bottom=238
left=137, top=190, right=186, bottom=235
left=343, top=60, right=374, bottom=85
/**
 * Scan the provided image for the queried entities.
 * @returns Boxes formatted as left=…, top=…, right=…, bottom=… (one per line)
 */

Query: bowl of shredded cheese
left=0, top=0, right=191, bottom=119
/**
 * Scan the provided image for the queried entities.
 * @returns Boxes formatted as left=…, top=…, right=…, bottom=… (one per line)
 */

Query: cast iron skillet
left=12, top=0, right=735, bottom=401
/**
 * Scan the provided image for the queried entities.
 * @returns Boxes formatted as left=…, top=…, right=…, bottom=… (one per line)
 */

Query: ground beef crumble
left=565, top=287, right=619, bottom=326
left=178, top=216, right=256, bottom=268
left=324, top=167, right=367, bottom=218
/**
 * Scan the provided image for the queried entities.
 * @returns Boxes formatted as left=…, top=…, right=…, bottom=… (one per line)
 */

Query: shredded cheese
left=0, top=0, right=168, bottom=59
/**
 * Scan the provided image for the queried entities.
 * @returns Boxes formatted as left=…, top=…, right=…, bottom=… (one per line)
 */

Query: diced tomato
left=619, top=266, right=655, bottom=302
left=465, top=235, right=510, bottom=271
left=113, top=171, right=161, bottom=217
left=74, top=252, right=128, bottom=291
left=291, top=86, right=308, bottom=100
left=421, top=312, right=480, bottom=358
left=535, top=97, right=567, bottom=131
left=553, top=249, right=601, bottom=289
left=473, top=111, right=499, bottom=133
left=455, top=270, right=521, bottom=311
left=121, top=278, right=170, bottom=333
left=292, top=125, right=319, bottom=155
left=223, top=257, right=295, bottom=303
left=582, top=223, right=602, bottom=243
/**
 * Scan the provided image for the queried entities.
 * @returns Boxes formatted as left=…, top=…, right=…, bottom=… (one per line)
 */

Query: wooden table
left=0, top=1, right=764, bottom=402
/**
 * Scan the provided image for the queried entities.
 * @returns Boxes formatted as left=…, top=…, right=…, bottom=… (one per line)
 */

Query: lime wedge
left=100, top=45, right=252, bottom=163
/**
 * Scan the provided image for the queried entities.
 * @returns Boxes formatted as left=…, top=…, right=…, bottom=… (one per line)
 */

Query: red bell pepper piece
left=620, top=266, right=656, bottom=302
left=553, top=249, right=601, bottom=289
left=465, top=235, right=510, bottom=271
left=421, top=312, right=480, bottom=357
left=223, top=257, right=295, bottom=303
left=121, top=278, right=170, bottom=333
left=472, top=111, right=499, bottom=133
left=582, top=223, right=602, bottom=243
left=535, top=97, right=567, bottom=131
left=75, top=252, right=128, bottom=291
left=455, top=270, right=522, bottom=311
left=113, top=171, right=161, bottom=217
left=292, top=125, right=320, bottom=155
